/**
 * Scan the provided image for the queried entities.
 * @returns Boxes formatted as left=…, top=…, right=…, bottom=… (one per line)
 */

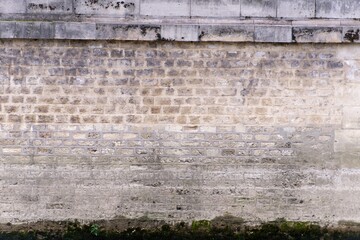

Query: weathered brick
left=0, top=39, right=354, bottom=225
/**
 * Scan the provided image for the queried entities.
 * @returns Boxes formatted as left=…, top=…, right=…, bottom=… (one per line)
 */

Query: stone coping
left=4, top=0, right=360, bottom=20
left=1, top=19, right=360, bottom=43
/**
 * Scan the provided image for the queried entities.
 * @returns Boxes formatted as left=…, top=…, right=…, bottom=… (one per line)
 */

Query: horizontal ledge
left=1, top=20, right=360, bottom=43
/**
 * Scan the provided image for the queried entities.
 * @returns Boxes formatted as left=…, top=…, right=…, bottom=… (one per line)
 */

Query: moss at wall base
left=2, top=216, right=360, bottom=240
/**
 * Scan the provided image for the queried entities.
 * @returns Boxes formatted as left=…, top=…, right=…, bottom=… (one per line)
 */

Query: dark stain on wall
left=84, top=0, right=135, bottom=11
left=344, top=29, right=360, bottom=42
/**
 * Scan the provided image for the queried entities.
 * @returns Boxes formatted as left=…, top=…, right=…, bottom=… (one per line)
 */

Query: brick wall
left=0, top=39, right=359, bottom=224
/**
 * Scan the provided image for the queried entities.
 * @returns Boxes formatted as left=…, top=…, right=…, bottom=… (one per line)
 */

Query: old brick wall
left=1, top=39, right=359, bottom=224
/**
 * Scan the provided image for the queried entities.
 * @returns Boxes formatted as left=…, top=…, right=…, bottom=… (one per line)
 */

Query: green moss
left=2, top=217, right=360, bottom=239
left=191, top=220, right=211, bottom=231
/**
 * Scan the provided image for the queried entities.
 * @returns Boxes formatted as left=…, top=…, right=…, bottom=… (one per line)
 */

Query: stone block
left=335, top=130, right=360, bottom=152
left=336, top=84, right=360, bottom=106
left=241, top=0, right=276, bottom=18
left=316, top=0, right=360, bottom=19
left=140, top=0, right=190, bottom=17
left=0, top=0, right=26, bottom=14
left=191, top=0, right=240, bottom=18
left=292, top=27, right=342, bottom=43
left=199, top=25, right=254, bottom=42
left=0, top=22, right=16, bottom=38
left=343, top=107, right=360, bottom=129
left=26, top=0, right=73, bottom=14
left=55, top=22, right=96, bottom=39
left=254, top=26, right=291, bottom=42
left=74, top=0, right=139, bottom=16
left=161, top=25, right=199, bottom=41
left=96, top=24, right=160, bottom=40
left=15, top=22, right=55, bottom=39
left=277, top=0, right=315, bottom=18
left=343, top=60, right=360, bottom=82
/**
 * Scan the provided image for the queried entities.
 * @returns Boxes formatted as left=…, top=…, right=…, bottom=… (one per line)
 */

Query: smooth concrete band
left=1, top=20, right=360, bottom=43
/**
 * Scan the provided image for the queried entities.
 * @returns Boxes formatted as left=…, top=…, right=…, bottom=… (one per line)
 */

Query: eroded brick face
left=0, top=40, right=357, bottom=224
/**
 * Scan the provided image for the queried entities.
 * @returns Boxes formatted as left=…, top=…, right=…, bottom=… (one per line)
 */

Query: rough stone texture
left=26, top=0, right=73, bottom=14
left=95, top=24, right=161, bottom=41
left=199, top=25, right=254, bottom=42
left=343, top=27, right=360, bottom=43
left=74, top=0, right=139, bottom=16
left=293, top=27, right=343, bottom=43
left=0, top=40, right=359, bottom=225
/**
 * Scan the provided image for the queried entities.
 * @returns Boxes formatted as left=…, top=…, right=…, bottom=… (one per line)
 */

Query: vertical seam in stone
left=314, top=0, right=317, bottom=18
left=24, top=0, right=28, bottom=14
left=239, top=0, right=242, bottom=18
left=72, top=0, right=76, bottom=14
left=189, top=0, right=192, bottom=18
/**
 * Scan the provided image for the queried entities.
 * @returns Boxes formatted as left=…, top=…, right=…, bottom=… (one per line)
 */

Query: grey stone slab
left=0, top=22, right=16, bottom=38
left=277, top=0, right=315, bottom=18
left=74, top=0, right=139, bottom=16
left=316, top=0, right=360, bottom=19
left=241, top=0, right=276, bottom=18
left=0, top=0, right=26, bottom=14
left=199, top=25, right=254, bottom=42
left=293, top=27, right=342, bottom=43
left=26, top=0, right=73, bottom=14
left=161, top=25, right=199, bottom=41
left=191, top=0, right=240, bottom=18
left=55, top=22, right=96, bottom=39
left=15, top=22, right=55, bottom=39
left=254, top=26, right=291, bottom=42
left=140, top=0, right=190, bottom=17
left=343, top=27, right=360, bottom=43
left=96, top=24, right=161, bottom=40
